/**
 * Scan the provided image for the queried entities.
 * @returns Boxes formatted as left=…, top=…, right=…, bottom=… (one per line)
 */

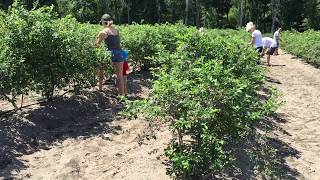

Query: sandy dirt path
left=266, top=50, right=320, bottom=180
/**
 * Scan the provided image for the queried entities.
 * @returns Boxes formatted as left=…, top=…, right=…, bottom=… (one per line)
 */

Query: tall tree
left=156, top=0, right=161, bottom=23
left=195, top=0, right=200, bottom=27
left=114, top=0, right=120, bottom=23
left=213, top=0, right=232, bottom=28
left=238, top=0, right=244, bottom=27
left=279, top=0, right=304, bottom=30
left=185, top=0, right=190, bottom=25
left=125, top=0, right=131, bottom=23
left=97, top=0, right=109, bottom=17
left=271, top=0, right=276, bottom=33
left=2, top=0, right=320, bottom=31
left=303, top=0, right=320, bottom=29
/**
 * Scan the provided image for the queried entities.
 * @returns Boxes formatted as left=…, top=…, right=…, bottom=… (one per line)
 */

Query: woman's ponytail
left=107, top=20, right=113, bottom=27
left=100, top=14, right=113, bottom=27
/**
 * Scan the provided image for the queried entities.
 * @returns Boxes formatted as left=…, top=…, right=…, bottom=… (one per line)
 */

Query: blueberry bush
left=282, top=30, right=320, bottom=67
left=122, top=29, right=278, bottom=179
left=0, top=2, right=111, bottom=106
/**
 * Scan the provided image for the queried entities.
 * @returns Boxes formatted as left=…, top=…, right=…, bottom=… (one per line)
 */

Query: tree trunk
left=156, top=0, right=161, bottom=23
left=244, top=0, right=247, bottom=24
left=115, top=0, right=120, bottom=23
left=238, top=0, right=244, bottom=28
left=106, top=0, right=110, bottom=13
left=185, top=0, right=190, bottom=25
left=126, top=0, right=131, bottom=24
left=215, top=8, right=220, bottom=28
left=195, top=0, right=200, bottom=27
left=271, top=0, right=276, bottom=33
left=248, top=0, right=253, bottom=22
left=171, top=2, right=176, bottom=22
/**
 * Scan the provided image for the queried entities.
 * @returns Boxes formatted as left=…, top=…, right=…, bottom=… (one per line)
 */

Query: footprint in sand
left=57, top=158, right=83, bottom=179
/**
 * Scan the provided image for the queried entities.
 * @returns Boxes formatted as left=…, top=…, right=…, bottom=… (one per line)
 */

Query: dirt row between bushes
left=264, top=50, right=320, bottom=180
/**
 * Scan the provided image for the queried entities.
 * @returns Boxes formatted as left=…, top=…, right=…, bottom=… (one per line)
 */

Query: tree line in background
left=1, top=0, right=320, bottom=32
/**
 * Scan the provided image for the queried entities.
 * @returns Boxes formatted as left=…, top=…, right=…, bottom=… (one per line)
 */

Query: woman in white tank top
left=246, top=22, right=263, bottom=55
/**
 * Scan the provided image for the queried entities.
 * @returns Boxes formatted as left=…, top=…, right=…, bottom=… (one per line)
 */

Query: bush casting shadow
left=215, top=114, right=301, bottom=180
left=209, top=86, right=301, bottom=180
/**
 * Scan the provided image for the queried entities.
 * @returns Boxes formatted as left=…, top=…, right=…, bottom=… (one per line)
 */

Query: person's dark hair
left=100, top=14, right=113, bottom=26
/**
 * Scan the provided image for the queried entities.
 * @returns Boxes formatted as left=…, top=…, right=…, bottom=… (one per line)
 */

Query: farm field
left=1, top=50, right=320, bottom=179
left=1, top=2, right=320, bottom=180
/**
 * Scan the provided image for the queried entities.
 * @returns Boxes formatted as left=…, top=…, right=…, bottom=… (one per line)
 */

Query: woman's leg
left=113, top=62, right=125, bottom=96
left=98, top=67, right=104, bottom=91
left=274, top=48, right=279, bottom=55
left=267, top=54, right=271, bottom=66
left=123, top=76, right=127, bottom=95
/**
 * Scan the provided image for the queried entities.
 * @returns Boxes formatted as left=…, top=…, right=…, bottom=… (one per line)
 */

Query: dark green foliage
left=56, top=0, right=99, bottom=23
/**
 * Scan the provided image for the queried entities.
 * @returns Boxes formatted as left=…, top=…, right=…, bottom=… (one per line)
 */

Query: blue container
left=121, top=50, right=129, bottom=60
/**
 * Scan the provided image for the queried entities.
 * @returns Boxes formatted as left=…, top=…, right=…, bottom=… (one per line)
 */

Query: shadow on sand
left=0, top=70, right=152, bottom=179
left=210, top=85, right=301, bottom=179
left=213, top=113, right=301, bottom=180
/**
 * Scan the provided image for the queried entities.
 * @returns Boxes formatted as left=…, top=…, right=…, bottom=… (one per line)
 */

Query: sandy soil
left=0, top=71, right=171, bottom=180
left=1, top=51, right=320, bottom=180
left=16, top=119, right=170, bottom=180
left=264, top=50, right=320, bottom=180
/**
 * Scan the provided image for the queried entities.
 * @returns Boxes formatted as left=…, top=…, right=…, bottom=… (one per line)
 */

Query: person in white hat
left=246, top=22, right=263, bottom=56
left=261, top=37, right=278, bottom=66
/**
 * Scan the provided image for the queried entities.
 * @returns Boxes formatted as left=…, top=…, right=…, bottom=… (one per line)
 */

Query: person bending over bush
left=262, top=37, right=278, bottom=66
left=246, top=22, right=263, bottom=56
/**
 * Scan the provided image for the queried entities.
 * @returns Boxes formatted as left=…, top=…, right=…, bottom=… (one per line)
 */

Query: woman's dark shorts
left=266, top=47, right=276, bottom=55
left=255, top=47, right=263, bottom=53
left=110, top=49, right=125, bottom=63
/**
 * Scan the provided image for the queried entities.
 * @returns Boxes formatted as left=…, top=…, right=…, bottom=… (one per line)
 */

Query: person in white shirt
left=262, top=37, right=278, bottom=66
left=246, top=22, right=263, bottom=55
left=273, top=27, right=282, bottom=55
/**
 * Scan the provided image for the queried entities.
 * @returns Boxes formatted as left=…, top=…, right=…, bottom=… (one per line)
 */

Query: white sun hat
left=246, top=22, right=254, bottom=32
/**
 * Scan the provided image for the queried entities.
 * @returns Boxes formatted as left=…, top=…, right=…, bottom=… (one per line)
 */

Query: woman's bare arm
left=250, top=37, right=256, bottom=46
left=94, top=31, right=107, bottom=47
